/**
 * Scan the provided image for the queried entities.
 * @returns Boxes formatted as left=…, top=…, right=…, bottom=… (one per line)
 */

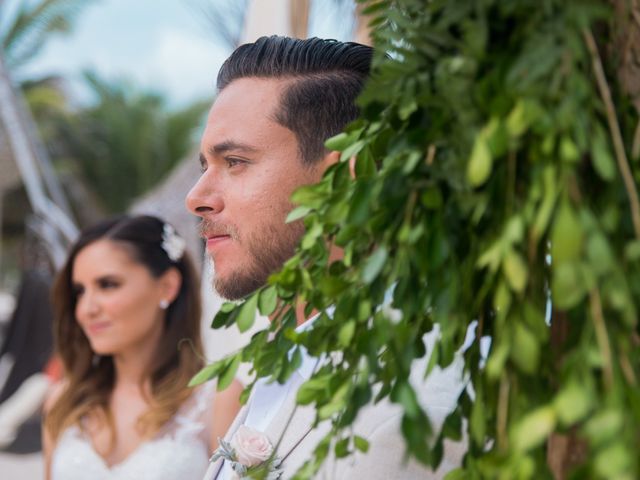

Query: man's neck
left=295, top=302, right=316, bottom=326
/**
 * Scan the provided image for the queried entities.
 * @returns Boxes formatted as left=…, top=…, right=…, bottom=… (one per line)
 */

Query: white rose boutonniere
left=211, top=426, right=283, bottom=479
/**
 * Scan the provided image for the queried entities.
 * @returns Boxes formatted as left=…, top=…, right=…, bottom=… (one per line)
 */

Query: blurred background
left=0, top=0, right=366, bottom=477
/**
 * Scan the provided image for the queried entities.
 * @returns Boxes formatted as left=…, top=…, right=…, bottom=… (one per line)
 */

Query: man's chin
left=213, top=271, right=264, bottom=301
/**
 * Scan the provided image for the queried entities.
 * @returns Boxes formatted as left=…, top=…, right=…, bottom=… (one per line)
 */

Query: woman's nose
left=76, top=291, right=99, bottom=319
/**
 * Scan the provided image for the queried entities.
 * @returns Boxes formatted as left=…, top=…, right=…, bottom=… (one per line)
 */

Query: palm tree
left=1, top=0, right=95, bottom=73
left=0, top=1, right=92, bottom=270
left=58, top=72, right=210, bottom=213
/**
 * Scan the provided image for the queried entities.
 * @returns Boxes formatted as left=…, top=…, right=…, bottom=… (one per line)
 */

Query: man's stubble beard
left=210, top=218, right=305, bottom=300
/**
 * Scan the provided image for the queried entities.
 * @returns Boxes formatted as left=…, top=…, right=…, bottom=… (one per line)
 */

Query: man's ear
left=319, top=150, right=341, bottom=172
left=348, top=155, right=357, bottom=179
left=159, top=267, right=182, bottom=304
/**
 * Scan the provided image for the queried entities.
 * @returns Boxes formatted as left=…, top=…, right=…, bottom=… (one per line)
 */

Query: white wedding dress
left=51, top=382, right=216, bottom=480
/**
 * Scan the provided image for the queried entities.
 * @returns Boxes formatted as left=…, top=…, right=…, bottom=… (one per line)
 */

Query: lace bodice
left=51, top=382, right=216, bottom=480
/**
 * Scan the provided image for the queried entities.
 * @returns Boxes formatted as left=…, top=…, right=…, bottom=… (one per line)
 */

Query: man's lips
left=206, top=234, right=232, bottom=249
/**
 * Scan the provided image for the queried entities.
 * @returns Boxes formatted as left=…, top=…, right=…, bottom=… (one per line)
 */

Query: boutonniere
left=211, top=425, right=283, bottom=479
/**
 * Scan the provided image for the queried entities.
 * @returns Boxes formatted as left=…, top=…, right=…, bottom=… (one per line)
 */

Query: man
left=187, top=36, right=466, bottom=479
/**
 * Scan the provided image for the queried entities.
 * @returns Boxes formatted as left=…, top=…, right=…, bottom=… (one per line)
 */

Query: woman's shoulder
left=187, top=380, right=221, bottom=416
left=43, top=379, right=69, bottom=414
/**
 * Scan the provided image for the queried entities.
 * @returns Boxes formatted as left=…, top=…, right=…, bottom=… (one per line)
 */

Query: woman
left=43, top=215, right=242, bottom=479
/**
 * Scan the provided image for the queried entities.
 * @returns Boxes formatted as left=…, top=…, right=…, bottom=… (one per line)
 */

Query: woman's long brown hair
left=44, top=215, right=203, bottom=447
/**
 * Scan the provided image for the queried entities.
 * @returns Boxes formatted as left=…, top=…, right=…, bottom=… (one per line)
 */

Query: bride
left=42, top=215, right=242, bottom=479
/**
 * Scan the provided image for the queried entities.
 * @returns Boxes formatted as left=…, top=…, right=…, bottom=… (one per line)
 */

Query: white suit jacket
left=203, top=331, right=467, bottom=479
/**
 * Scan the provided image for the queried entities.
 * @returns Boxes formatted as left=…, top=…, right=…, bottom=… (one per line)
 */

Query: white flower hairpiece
left=161, top=223, right=186, bottom=262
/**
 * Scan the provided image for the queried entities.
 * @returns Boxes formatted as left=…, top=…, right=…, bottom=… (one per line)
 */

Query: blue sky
left=12, top=0, right=355, bottom=107
left=19, top=0, right=230, bottom=106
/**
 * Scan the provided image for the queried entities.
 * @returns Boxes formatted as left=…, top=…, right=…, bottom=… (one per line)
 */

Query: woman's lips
left=86, top=321, right=111, bottom=335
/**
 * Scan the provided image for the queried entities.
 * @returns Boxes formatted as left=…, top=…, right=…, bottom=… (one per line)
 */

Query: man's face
left=186, top=77, right=328, bottom=300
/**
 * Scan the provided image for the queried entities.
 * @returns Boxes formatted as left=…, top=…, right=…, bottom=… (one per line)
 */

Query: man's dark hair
left=217, top=36, right=373, bottom=165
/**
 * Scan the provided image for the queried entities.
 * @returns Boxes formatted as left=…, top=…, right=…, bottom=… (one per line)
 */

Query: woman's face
left=72, top=239, right=167, bottom=357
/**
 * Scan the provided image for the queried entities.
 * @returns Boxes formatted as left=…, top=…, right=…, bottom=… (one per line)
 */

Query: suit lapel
left=264, top=375, right=315, bottom=463
left=207, top=405, right=249, bottom=480
left=207, top=374, right=316, bottom=479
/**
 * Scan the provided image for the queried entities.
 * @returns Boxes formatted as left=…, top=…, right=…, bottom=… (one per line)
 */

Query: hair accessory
left=161, top=223, right=186, bottom=262
left=159, top=299, right=169, bottom=310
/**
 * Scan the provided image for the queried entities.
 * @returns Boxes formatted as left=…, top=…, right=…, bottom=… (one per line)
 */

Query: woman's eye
left=98, top=279, right=120, bottom=289
left=73, top=285, right=85, bottom=297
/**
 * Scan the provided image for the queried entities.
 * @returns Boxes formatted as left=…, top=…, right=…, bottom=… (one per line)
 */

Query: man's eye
left=226, top=157, right=245, bottom=167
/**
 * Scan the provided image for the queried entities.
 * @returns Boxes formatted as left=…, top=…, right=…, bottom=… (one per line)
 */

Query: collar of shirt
left=242, top=309, right=329, bottom=432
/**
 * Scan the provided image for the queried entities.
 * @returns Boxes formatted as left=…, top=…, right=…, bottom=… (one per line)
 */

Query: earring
left=159, top=299, right=169, bottom=310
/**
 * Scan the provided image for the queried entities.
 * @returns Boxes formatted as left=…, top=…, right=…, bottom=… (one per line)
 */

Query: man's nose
left=185, top=171, right=224, bottom=216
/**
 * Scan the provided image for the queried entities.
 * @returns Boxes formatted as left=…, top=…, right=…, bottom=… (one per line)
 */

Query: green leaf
left=421, top=187, right=443, bottom=209
left=625, top=240, right=640, bottom=262
left=340, top=140, right=366, bottom=162
left=443, top=469, right=470, bottom=480
left=486, top=341, right=509, bottom=381
left=552, top=262, right=586, bottom=310
left=553, top=381, right=593, bottom=426
left=586, top=232, right=614, bottom=275
left=467, top=135, right=493, bottom=187
left=506, top=99, right=541, bottom=138
left=470, top=389, right=486, bottom=447
left=218, top=354, right=241, bottom=391
left=477, top=242, right=503, bottom=272
left=391, top=381, right=420, bottom=419
left=584, top=410, right=624, bottom=446
left=594, top=443, right=632, bottom=478
left=361, top=246, right=388, bottom=283
left=337, top=320, right=356, bottom=347
left=335, top=438, right=351, bottom=458
left=318, top=382, right=350, bottom=420
left=513, top=406, right=556, bottom=452
left=297, top=376, right=330, bottom=405
left=532, top=165, right=558, bottom=240
left=354, top=435, right=369, bottom=453
left=188, top=359, right=227, bottom=387
left=237, top=295, right=258, bottom=333
left=551, top=200, right=583, bottom=264
left=559, top=135, right=580, bottom=162
left=211, top=301, right=239, bottom=329
left=325, top=129, right=362, bottom=151
left=510, top=322, right=539, bottom=374
left=286, top=205, right=312, bottom=223
left=502, top=249, right=528, bottom=293
left=591, top=128, right=616, bottom=181
left=258, top=286, right=278, bottom=316
left=492, top=281, right=512, bottom=318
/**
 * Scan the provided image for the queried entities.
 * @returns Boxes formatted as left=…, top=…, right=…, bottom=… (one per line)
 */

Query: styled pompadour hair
left=217, top=36, right=374, bottom=164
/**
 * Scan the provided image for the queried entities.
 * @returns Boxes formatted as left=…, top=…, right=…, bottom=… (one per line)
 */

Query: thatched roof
left=129, top=152, right=204, bottom=271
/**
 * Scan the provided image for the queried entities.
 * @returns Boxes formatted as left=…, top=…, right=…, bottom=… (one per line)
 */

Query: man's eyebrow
left=208, top=141, right=259, bottom=156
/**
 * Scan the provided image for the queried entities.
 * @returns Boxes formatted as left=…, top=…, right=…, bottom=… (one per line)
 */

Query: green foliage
left=58, top=72, right=210, bottom=213
left=0, top=0, right=96, bottom=71
left=194, top=0, right=640, bottom=478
